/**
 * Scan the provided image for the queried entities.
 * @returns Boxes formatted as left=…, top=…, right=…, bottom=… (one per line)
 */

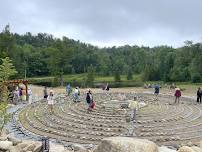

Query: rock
left=16, top=140, right=34, bottom=150
left=167, top=144, right=180, bottom=150
left=187, top=142, right=193, bottom=147
left=49, top=142, right=65, bottom=152
left=8, top=146, right=21, bottom=152
left=7, top=135, right=22, bottom=146
left=0, top=135, right=8, bottom=141
left=177, top=146, right=195, bottom=152
left=200, top=140, right=202, bottom=149
left=22, top=143, right=36, bottom=152
left=159, top=146, right=177, bottom=152
left=0, top=141, right=13, bottom=151
left=0, top=129, right=9, bottom=138
left=191, top=146, right=202, bottom=152
left=33, top=142, right=42, bottom=152
left=71, top=143, right=87, bottom=151
left=93, top=137, right=158, bottom=152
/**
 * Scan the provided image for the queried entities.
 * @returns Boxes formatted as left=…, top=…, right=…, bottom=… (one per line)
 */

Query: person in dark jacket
left=86, top=89, right=93, bottom=111
left=43, top=86, right=48, bottom=100
left=154, top=84, right=160, bottom=101
left=197, top=87, right=202, bottom=103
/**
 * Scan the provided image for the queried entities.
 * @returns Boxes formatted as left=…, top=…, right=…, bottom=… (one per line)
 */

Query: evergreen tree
left=114, top=70, right=121, bottom=82
left=127, top=68, right=133, bottom=80
left=0, top=57, right=16, bottom=133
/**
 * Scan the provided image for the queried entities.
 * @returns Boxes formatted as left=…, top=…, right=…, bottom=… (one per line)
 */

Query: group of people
left=154, top=84, right=182, bottom=104
left=66, top=83, right=95, bottom=111
left=44, top=83, right=95, bottom=113
left=66, top=84, right=81, bottom=102
left=12, top=86, right=32, bottom=104
left=153, top=85, right=202, bottom=104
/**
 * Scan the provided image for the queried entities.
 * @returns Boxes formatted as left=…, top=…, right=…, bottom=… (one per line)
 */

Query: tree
left=0, top=92, right=11, bottom=132
left=127, top=68, right=133, bottom=80
left=0, top=57, right=17, bottom=133
left=86, top=65, right=95, bottom=87
left=191, top=72, right=201, bottom=83
left=0, top=25, right=16, bottom=58
left=0, top=57, right=17, bottom=81
left=114, top=71, right=121, bottom=82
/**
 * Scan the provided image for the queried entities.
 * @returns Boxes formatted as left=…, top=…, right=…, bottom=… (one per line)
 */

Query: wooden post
left=25, top=80, right=28, bottom=101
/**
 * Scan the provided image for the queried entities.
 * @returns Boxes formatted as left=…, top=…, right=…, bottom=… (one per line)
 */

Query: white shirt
left=74, top=89, right=79, bottom=94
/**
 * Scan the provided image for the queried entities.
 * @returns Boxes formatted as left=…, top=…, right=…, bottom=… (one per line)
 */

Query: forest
left=0, top=25, right=202, bottom=84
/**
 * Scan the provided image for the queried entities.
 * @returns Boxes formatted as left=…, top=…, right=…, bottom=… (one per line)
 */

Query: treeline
left=0, top=25, right=202, bottom=83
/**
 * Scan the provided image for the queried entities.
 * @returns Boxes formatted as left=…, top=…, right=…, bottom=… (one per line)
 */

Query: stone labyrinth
left=19, top=92, right=202, bottom=146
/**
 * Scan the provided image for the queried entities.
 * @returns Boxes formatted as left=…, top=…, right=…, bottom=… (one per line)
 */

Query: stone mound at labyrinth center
left=19, top=92, right=201, bottom=146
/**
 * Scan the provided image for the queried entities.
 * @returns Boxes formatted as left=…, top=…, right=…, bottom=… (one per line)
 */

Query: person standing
left=197, top=87, right=202, bottom=103
left=21, top=88, right=27, bottom=102
left=73, top=87, right=80, bottom=102
left=13, top=89, right=19, bottom=105
left=28, top=88, right=32, bottom=104
left=105, top=83, right=109, bottom=91
left=19, top=88, right=23, bottom=102
left=47, top=90, right=54, bottom=113
left=86, top=89, right=94, bottom=111
left=66, top=83, right=71, bottom=96
left=43, top=86, right=48, bottom=100
left=154, top=84, right=160, bottom=101
left=129, top=96, right=139, bottom=122
left=174, top=88, right=181, bottom=104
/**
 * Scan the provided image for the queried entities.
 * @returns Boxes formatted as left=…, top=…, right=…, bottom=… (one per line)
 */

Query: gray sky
left=0, top=0, right=202, bottom=47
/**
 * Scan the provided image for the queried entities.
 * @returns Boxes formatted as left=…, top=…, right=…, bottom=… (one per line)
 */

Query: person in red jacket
left=175, top=88, right=181, bottom=104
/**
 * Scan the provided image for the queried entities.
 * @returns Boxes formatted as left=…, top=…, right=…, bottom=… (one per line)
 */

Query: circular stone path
left=18, top=92, right=201, bottom=146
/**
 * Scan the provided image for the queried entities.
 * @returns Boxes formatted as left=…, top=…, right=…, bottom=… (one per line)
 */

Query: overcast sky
left=0, top=0, right=202, bottom=47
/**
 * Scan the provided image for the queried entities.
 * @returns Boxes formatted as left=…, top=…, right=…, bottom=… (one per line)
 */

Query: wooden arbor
left=3, top=79, right=29, bottom=101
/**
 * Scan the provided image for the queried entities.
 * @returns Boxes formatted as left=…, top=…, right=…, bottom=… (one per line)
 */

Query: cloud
left=0, top=0, right=202, bottom=47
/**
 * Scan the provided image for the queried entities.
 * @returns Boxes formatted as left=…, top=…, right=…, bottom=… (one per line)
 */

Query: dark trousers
left=197, top=96, right=202, bottom=103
